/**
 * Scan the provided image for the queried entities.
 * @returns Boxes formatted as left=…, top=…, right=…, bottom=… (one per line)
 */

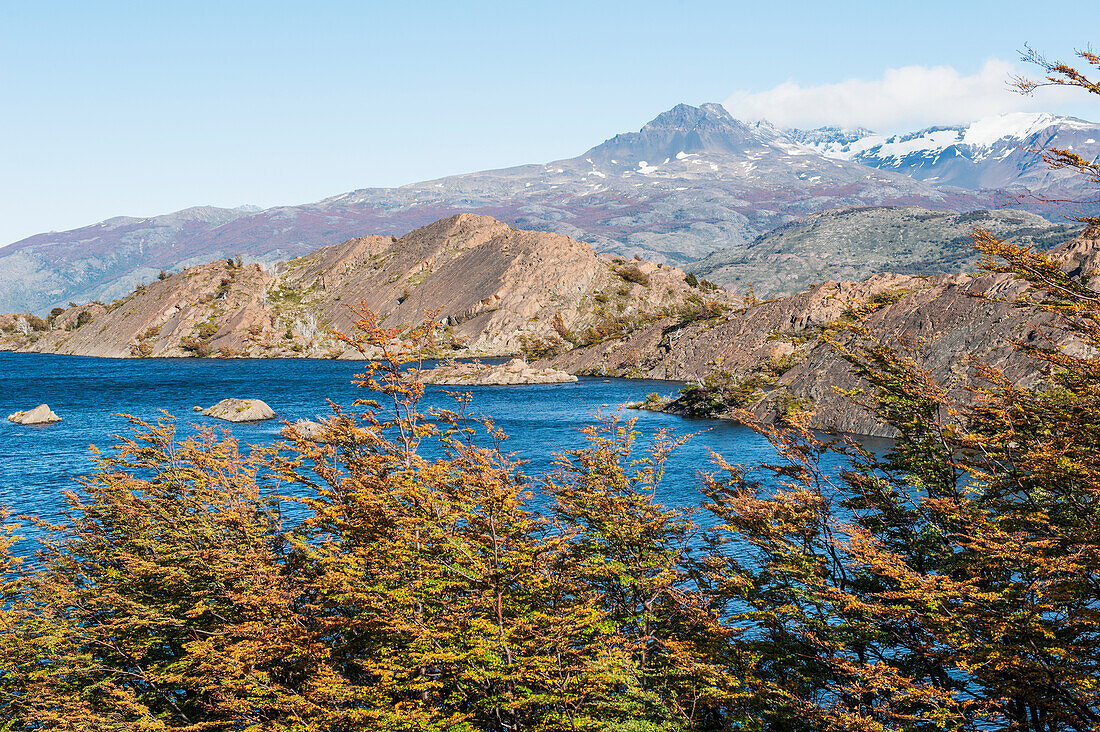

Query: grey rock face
left=550, top=230, right=1100, bottom=437
left=0, top=214, right=706, bottom=360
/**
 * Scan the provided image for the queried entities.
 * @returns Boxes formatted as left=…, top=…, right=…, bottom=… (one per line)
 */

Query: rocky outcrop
left=0, top=214, right=713, bottom=360
left=201, top=399, right=275, bottom=423
left=292, top=420, right=326, bottom=440
left=550, top=230, right=1100, bottom=437
left=8, top=404, right=61, bottom=425
left=415, top=358, right=578, bottom=386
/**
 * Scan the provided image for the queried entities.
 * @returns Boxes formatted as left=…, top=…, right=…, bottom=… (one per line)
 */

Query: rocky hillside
left=548, top=229, right=1100, bottom=436
left=0, top=215, right=717, bottom=360
left=0, top=103, right=1008, bottom=315
left=691, top=206, right=1081, bottom=297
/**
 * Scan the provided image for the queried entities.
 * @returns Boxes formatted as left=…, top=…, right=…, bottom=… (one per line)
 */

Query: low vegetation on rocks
left=671, top=352, right=802, bottom=418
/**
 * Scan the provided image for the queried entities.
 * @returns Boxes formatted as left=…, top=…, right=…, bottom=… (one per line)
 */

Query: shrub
left=618, top=265, right=650, bottom=287
left=672, top=294, right=726, bottom=325
left=568, top=309, right=663, bottom=347
left=684, top=272, right=719, bottom=292
left=675, top=369, right=760, bottom=417
left=518, top=333, right=567, bottom=360
left=180, top=336, right=212, bottom=357
left=772, top=390, right=811, bottom=427
left=195, top=320, right=219, bottom=340
left=842, top=287, right=914, bottom=318
left=130, top=339, right=153, bottom=358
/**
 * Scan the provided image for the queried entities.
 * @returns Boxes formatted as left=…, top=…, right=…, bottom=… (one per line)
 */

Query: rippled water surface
left=0, top=352, right=853, bottom=554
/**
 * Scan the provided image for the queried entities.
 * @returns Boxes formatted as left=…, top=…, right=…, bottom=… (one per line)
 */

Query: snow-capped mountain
left=791, top=113, right=1100, bottom=192
left=785, top=125, right=876, bottom=150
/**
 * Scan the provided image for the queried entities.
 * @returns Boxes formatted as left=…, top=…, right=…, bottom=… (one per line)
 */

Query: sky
left=2, top=0, right=1099, bottom=245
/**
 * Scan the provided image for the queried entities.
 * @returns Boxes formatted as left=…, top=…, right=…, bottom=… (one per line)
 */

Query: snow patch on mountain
left=795, top=113, right=1099, bottom=163
left=784, top=112, right=1100, bottom=190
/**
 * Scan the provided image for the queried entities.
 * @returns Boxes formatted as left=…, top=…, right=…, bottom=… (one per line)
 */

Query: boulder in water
left=289, top=419, right=325, bottom=440
left=202, top=398, right=275, bottom=423
left=8, top=404, right=62, bottom=425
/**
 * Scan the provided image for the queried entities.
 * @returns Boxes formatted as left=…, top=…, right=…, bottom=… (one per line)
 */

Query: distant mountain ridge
left=790, top=112, right=1100, bottom=191
left=692, top=206, right=1082, bottom=297
left=2, top=103, right=1096, bottom=314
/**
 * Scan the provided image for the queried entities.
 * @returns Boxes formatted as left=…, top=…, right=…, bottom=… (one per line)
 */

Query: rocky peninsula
left=414, top=358, right=577, bottom=386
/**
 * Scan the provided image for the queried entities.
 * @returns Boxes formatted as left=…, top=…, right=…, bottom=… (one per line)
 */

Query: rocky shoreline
left=413, top=358, right=577, bottom=386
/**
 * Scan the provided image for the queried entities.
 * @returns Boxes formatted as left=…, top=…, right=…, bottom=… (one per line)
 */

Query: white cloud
left=724, top=58, right=1083, bottom=132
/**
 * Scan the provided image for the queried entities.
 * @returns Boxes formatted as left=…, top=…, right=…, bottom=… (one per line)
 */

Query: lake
left=0, top=352, right=851, bottom=554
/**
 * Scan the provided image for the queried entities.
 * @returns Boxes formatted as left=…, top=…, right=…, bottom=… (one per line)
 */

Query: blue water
left=0, top=352, right=840, bottom=554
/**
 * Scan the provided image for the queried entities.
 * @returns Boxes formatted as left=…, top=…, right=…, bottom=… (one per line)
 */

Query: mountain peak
left=641, top=102, right=735, bottom=132
left=586, top=102, right=767, bottom=162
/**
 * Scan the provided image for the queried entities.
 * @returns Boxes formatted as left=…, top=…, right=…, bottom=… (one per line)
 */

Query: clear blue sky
left=2, top=0, right=1099, bottom=244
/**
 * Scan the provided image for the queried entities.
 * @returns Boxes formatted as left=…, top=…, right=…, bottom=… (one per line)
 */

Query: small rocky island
left=8, top=404, right=62, bottom=425
left=201, top=398, right=276, bottom=422
left=414, top=358, right=577, bottom=386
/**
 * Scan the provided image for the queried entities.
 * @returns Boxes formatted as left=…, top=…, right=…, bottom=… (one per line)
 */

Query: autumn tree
left=545, top=416, right=749, bottom=729
left=0, top=422, right=314, bottom=730
left=699, top=47, right=1100, bottom=731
